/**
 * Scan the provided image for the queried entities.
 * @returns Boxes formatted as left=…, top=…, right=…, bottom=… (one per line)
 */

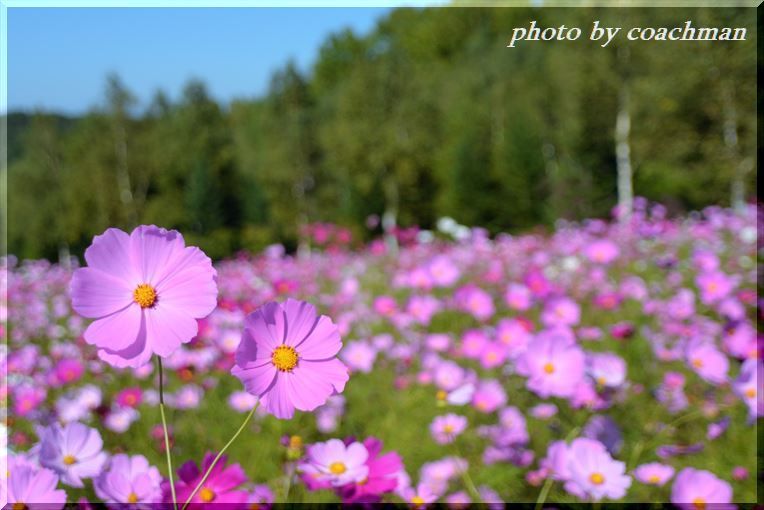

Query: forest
left=4, top=7, right=757, bottom=260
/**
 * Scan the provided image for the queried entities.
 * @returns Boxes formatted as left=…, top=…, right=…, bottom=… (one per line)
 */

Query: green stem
left=452, top=441, right=481, bottom=502
left=157, top=357, right=178, bottom=510
left=181, top=402, right=259, bottom=510
left=535, top=426, right=580, bottom=510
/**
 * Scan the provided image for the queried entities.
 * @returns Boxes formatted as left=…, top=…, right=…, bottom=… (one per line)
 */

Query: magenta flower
left=471, top=379, right=507, bottom=413
left=298, top=439, right=369, bottom=487
left=340, top=340, right=377, bottom=373
left=338, top=437, right=403, bottom=503
left=633, top=462, right=674, bottom=486
left=5, top=455, right=67, bottom=509
left=94, top=454, right=163, bottom=505
left=70, top=226, right=218, bottom=367
left=685, top=341, right=728, bottom=384
left=231, top=299, right=349, bottom=419
left=586, top=352, right=627, bottom=388
left=38, top=422, right=108, bottom=488
left=504, top=283, right=532, bottom=311
left=430, top=414, right=468, bottom=444
left=163, top=452, right=249, bottom=506
left=541, top=297, right=580, bottom=328
left=516, top=334, right=585, bottom=398
left=115, top=387, right=143, bottom=408
left=670, top=467, right=734, bottom=510
left=584, top=240, right=619, bottom=264
left=732, top=358, right=762, bottom=420
left=401, top=482, right=438, bottom=508
left=696, top=271, right=733, bottom=305
left=53, top=358, right=84, bottom=385
left=565, top=438, right=631, bottom=501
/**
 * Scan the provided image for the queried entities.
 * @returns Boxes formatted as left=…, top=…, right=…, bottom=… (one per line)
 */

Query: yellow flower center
left=411, top=496, right=426, bottom=507
left=543, top=362, right=555, bottom=374
left=199, top=487, right=216, bottom=503
left=692, top=358, right=703, bottom=369
left=127, top=493, right=138, bottom=504
left=693, top=497, right=706, bottom=510
left=12, top=503, right=27, bottom=510
left=63, top=455, right=77, bottom=466
left=272, top=345, right=299, bottom=372
left=745, top=387, right=756, bottom=398
left=329, top=462, right=347, bottom=475
left=133, top=284, right=157, bottom=308
left=436, top=390, right=447, bottom=401
left=443, top=424, right=455, bottom=433
left=648, top=474, right=661, bottom=484
left=289, top=435, right=302, bottom=449
left=589, top=472, right=605, bottom=485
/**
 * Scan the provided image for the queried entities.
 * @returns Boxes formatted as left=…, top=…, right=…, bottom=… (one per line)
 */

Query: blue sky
left=7, top=7, right=428, bottom=114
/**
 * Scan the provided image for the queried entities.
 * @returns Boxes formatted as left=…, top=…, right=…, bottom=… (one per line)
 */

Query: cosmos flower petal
left=282, top=298, right=319, bottom=347
left=144, top=305, right=199, bottom=357
left=296, top=316, right=342, bottom=360
left=261, top=374, right=295, bottom=419
left=70, top=267, right=134, bottom=318
left=130, top=225, right=186, bottom=284
left=83, top=305, right=143, bottom=351
left=232, top=362, right=278, bottom=398
left=83, top=228, right=139, bottom=284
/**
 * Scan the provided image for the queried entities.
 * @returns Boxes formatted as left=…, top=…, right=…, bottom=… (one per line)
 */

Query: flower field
left=2, top=200, right=760, bottom=506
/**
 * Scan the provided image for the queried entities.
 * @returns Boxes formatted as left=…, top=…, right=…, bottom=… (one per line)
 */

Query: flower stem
left=535, top=426, right=580, bottom=510
left=452, top=441, right=481, bottom=502
left=157, top=357, right=178, bottom=510
left=181, top=402, right=259, bottom=510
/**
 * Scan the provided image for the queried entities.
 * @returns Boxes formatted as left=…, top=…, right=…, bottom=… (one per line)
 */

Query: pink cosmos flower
left=732, top=358, right=762, bottom=420
left=115, top=387, right=143, bottom=408
left=454, top=285, right=494, bottom=321
left=584, top=240, right=619, bottom=264
left=338, top=437, right=403, bottom=503
left=495, top=319, right=531, bottom=359
left=70, top=226, right=218, bottom=367
left=471, top=379, right=506, bottom=413
left=299, top=439, right=369, bottom=487
left=696, top=272, right=734, bottom=305
left=430, top=414, right=468, bottom=444
left=685, top=341, right=728, bottom=384
left=478, top=342, right=508, bottom=369
left=540, top=440, right=572, bottom=481
left=427, top=255, right=460, bottom=287
left=516, top=334, right=585, bottom=398
left=231, top=299, right=349, bottom=419
left=39, top=422, right=108, bottom=488
left=586, top=352, right=627, bottom=388
left=94, top=454, right=163, bottom=505
left=12, top=385, right=46, bottom=417
left=340, top=341, right=377, bottom=373
left=5, top=455, right=67, bottom=510
left=530, top=403, right=558, bottom=420
left=246, top=485, right=274, bottom=508
left=163, top=452, right=249, bottom=506
left=373, top=296, right=398, bottom=317
left=566, top=438, right=631, bottom=501
left=401, top=481, right=439, bottom=508
left=670, top=468, right=734, bottom=510
left=53, top=358, right=84, bottom=385
left=460, top=329, right=489, bottom=359
left=504, top=283, right=532, bottom=311
left=407, top=295, right=441, bottom=325
left=633, top=462, right=674, bottom=486
left=541, top=297, right=580, bottom=328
